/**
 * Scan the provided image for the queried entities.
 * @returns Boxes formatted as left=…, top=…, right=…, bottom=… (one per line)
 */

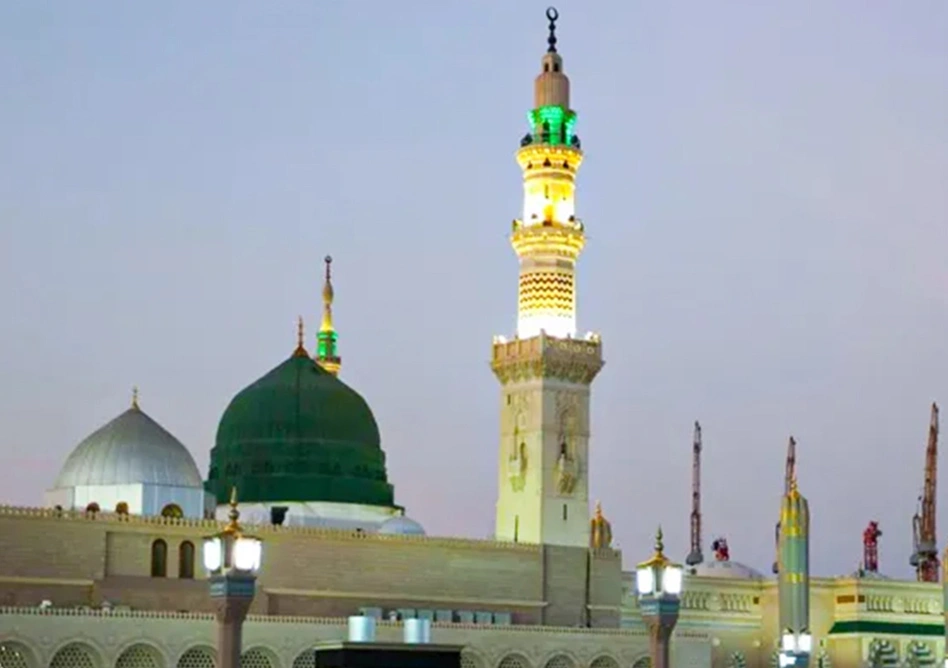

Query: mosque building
left=0, top=9, right=945, bottom=668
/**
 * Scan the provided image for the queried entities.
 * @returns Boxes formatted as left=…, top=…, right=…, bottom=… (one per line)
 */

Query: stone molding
left=0, top=505, right=539, bottom=552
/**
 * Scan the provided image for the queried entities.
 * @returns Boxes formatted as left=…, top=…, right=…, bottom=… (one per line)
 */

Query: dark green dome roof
left=206, top=351, right=394, bottom=507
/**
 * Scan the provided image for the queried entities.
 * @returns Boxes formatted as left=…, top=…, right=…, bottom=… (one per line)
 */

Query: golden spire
left=594, top=500, right=603, bottom=519
left=293, top=315, right=308, bottom=357
left=131, top=386, right=140, bottom=410
left=320, top=255, right=334, bottom=333
left=223, top=486, right=242, bottom=534
left=315, top=255, right=342, bottom=376
left=636, top=525, right=672, bottom=569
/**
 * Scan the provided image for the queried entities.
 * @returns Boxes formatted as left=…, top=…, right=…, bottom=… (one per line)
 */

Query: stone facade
left=3, top=504, right=948, bottom=667
left=0, top=506, right=622, bottom=628
left=0, top=607, right=712, bottom=668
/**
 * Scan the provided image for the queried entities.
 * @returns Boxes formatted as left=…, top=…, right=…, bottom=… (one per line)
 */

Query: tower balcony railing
left=519, top=132, right=582, bottom=149
left=511, top=216, right=584, bottom=233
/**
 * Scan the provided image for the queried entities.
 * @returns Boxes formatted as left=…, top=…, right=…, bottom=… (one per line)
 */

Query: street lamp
left=204, top=487, right=262, bottom=668
left=779, top=632, right=812, bottom=667
left=636, top=527, right=683, bottom=668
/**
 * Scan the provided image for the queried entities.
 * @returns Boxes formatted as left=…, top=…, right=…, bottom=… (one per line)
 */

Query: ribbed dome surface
left=206, top=352, right=393, bottom=506
left=55, top=406, right=202, bottom=488
left=378, top=516, right=426, bottom=536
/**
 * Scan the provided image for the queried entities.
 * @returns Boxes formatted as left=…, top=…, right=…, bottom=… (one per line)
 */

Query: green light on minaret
left=528, top=105, right=577, bottom=146
left=317, top=330, right=337, bottom=360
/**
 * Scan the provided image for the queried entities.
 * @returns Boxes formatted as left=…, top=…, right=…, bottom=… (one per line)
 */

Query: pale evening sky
left=1, top=2, right=946, bottom=578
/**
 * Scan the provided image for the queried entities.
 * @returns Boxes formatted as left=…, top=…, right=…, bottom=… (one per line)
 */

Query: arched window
left=179, top=540, right=195, bottom=579
left=151, top=539, right=168, bottom=577
left=161, top=503, right=183, bottom=518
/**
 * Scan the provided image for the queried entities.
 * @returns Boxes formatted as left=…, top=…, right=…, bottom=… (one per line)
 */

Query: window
left=563, top=504, right=568, bottom=521
left=513, top=515, right=519, bottom=542
left=151, top=539, right=168, bottom=577
left=161, top=503, right=183, bottom=518
left=178, top=540, right=195, bottom=579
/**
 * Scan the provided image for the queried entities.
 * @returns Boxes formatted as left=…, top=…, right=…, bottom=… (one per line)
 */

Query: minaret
left=491, top=7, right=604, bottom=548
left=315, top=255, right=342, bottom=376
left=778, top=441, right=813, bottom=665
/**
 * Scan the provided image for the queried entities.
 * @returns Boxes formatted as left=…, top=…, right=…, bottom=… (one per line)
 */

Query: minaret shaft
left=492, top=9, right=603, bottom=548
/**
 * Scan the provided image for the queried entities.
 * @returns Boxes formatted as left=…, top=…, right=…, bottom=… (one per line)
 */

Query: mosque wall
left=0, top=507, right=622, bottom=629
left=0, top=606, right=713, bottom=668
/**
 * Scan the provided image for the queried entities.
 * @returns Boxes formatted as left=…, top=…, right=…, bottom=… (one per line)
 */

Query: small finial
left=322, top=255, right=335, bottom=307
left=293, top=316, right=308, bottom=356
left=654, top=526, right=665, bottom=555
left=131, top=386, right=140, bottom=410
left=546, top=7, right=559, bottom=53
left=595, top=500, right=603, bottom=518
left=227, top=486, right=240, bottom=527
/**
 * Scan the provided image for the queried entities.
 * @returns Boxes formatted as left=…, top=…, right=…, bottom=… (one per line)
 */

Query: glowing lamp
left=233, top=536, right=262, bottom=572
left=635, top=566, right=655, bottom=596
left=780, top=631, right=812, bottom=658
left=203, top=537, right=223, bottom=572
left=798, top=633, right=812, bottom=653
left=635, top=527, right=683, bottom=599
left=203, top=488, right=262, bottom=575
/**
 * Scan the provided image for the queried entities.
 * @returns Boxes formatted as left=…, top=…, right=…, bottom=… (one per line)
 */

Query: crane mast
left=773, top=436, right=796, bottom=574
left=910, top=402, right=939, bottom=582
left=686, top=420, right=703, bottom=567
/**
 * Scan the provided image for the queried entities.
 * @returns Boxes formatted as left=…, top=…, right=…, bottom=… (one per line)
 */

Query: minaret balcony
left=516, top=143, right=584, bottom=172
left=491, top=332, right=604, bottom=385
left=510, top=219, right=585, bottom=259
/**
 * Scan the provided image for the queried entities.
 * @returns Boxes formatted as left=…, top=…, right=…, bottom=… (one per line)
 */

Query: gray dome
left=692, top=560, right=763, bottom=580
left=54, top=405, right=202, bottom=488
left=378, top=516, right=426, bottom=536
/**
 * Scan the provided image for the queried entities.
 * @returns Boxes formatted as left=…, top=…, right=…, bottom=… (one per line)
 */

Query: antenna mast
left=911, top=403, right=939, bottom=582
left=686, top=421, right=703, bottom=567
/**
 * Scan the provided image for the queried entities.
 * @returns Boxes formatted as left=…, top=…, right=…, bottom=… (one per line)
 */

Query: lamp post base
left=210, top=573, right=256, bottom=668
left=639, top=597, right=679, bottom=668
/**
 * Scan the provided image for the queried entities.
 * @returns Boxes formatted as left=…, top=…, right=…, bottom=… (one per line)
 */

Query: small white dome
left=54, top=405, right=202, bottom=489
left=378, top=516, right=426, bottom=536
left=692, top=560, right=763, bottom=580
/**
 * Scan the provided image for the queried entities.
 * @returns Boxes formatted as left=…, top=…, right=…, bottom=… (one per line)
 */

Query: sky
left=1, top=2, right=947, bottom=579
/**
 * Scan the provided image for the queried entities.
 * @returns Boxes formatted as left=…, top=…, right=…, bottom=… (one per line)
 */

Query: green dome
left=206, top=351, right=394, bottom=507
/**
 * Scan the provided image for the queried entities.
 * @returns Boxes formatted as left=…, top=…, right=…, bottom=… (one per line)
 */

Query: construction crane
left=910, top=402, right=939, bottom=582
left=686, top=421, right=703, bottom=567
left=773, top=436, right=796, bottom=574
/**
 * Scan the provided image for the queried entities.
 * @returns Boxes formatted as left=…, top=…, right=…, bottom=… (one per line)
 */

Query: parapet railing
left=0, top=606, right=705, bottom=637
left=0, top=504, right=554, bottom=553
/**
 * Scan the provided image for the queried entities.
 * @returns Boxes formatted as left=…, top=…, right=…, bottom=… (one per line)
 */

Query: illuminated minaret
left=315, top=255, right=341, bottom=376
left=491, top=7, right=604, bottom=548
left=778, top=443, right=813, bottom=666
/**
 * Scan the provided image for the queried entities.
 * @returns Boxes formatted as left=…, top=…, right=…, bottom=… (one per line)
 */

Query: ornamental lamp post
left=203, top=488, right=262, bottom=668
left=635, top=527, right=683, bottom=668
left=778, top=631, right=813, bottom=667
